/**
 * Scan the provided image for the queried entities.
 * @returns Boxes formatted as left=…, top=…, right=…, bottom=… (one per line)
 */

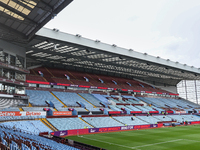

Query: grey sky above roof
left=44, top=0, right=200, bottom=68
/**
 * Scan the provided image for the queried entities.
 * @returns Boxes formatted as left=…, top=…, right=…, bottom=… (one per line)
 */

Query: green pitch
left=67, top=125, right=200, bottom=150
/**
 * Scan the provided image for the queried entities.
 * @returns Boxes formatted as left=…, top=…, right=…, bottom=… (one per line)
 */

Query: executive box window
left=16, top=56, right=25, bottom=68
left=10, top=55, right=16, bottom=66
left=0, top=50, right=4, bottom=62
left=4, top=53, right=8, bottom=64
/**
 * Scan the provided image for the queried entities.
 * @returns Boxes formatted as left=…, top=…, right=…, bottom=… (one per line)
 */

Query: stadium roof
left=21, top=28, right=200, bottom=86
left=0, top=0, right=73, bottom=43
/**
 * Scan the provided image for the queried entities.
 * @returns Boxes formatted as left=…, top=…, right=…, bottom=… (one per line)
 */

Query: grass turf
left=66, top=125, right=200, bottom=150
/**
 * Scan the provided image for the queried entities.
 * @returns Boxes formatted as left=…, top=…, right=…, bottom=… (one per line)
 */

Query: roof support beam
left=0, top=1, right=38, bottom=25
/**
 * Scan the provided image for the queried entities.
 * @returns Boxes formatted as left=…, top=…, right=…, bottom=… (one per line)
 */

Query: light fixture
left=95, top=40, right=100, bottom=42
left=112, top=44, right=117, bottom=47
left=129, top=49, right=133, bottom=51
left=157, top=56, right=160, bottom=58
left=144, top=53, right=147, bottom=55
left=53, top=28, right=59, bottom=32
left=54, top=44, right=59, bottom=50
left=86, top=49, right=90, bottom=53
left=167, top=59, right=170, bottom=61
left=76, top=34, right=81, bottom=37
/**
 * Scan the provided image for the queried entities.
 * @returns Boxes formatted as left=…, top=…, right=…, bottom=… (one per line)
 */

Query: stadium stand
left=82, top=116, right=123, bottom=128
left=47, top=118, right=91, bottom=131
left=0, top=125, right=79, bottom=150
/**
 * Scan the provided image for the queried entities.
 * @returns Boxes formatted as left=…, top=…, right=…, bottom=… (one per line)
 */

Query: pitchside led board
left=0, top=111, right=46, bottom=116
left=53, top=111, right=72, bottom=116
left=51, top=124, right=164, bottom=137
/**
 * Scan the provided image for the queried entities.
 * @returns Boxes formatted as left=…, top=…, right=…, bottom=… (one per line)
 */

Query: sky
left=45, top=0, right=200, bottom=68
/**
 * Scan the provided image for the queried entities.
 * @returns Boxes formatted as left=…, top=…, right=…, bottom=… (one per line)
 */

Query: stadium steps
left=64, top=71, right=75, bottom=84
left=31, top=69, right=38, bottom=75
left=42, top=77, right=48, bottom=82
left=54, top=108, right=58, bottom=111
left=50, top=92, right=68, bottom=108
left=19, top=107, right=23, bottom=111
left=95, top=74, right=110, bottom=87
left=67, top=70, right=77, bottom=79
left=85, top=73, right=95, bottom=86
left=79, top=117, right=94, bottom=128
left=28, top=103, right=32, bottom=107
left=45, top=67, right=55, bottom=77
left=40, top=118, right=57, bottom=131
left=77, top=94, right=97, bottom=108
left=136, top=116, right=150, bottom=124
left=110, top=116, right=125, bottom=125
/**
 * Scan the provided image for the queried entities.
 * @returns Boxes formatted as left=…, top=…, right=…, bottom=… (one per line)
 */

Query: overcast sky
left=44, top=0, right=200, bottom=68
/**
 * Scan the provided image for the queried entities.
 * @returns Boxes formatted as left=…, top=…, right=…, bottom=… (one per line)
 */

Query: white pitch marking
left=132, top=139, right=183, bottom=149
left=182, top=139, right=200, bottom=142
left=79, top=136, right=133, bottom=149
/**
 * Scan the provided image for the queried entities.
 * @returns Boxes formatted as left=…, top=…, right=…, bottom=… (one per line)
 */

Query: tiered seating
left=47, top=118, right=89, bottom=130
left=126, top=98, right=140, bottom=104
left=68, top=71, right=92, bottom=86
left=125, top=105, right=142, bottom=111
left=151, top=106, right=164, bottom=112
left=136, top=116, right=160, bottom=124
left=29, top=66, right=171, bottom=94
left=153, top=115, right=172, bottom=122
left=181, top=115, right=200, bottom=122
left=134, top=106, right=150, bottom=111
left=32, top=67, right=54, bottom=81
left=74, top=108, right=88, bottom=111
left=108, top=97, right=126, bottom=104
left=26, top=75, right=46, bottom=82
left=87, top=108, right=101, bottom=112
left=95, top=75, right=120, bottom=88
left=0, top=98, right=26, bottom=109
left=0, top=115, right=45, bottom=122
left=104, top=108, right=115, bottom=112
left=109, top=105, right=122, bottom=111
left=78, top=93, right=103, bottom=107
left=92, top=94, right=111, bottom=105
left=53, top=91, right=93, bottom=108
left=0, top=126, right=79, bottom=150
left=0, top=107, right=20, bottom=111
left=86, top=74, right=108, bottom=87
left=22, top=107, right=50, bottom=111
left=52, top=78, right=72, bottom=84
left=1, top=120, right=52, bottom=135
left=113, top=116, right=148, bottom=125
left=138, top=97, right=200, bottom=110
left=171, top=98, right=200, bottom=108
left=52, top=91, right=79, bottom=107
left=26, top=90, right=62, bottom=107
left=83, top=117, right=123, bottom=128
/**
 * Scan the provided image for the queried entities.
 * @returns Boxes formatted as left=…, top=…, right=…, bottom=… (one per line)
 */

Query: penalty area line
left=132, top=139, right=183, bottom=149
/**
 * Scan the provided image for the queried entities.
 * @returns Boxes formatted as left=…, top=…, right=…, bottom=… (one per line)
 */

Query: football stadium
left=0, top=0, right=200, bottom=150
